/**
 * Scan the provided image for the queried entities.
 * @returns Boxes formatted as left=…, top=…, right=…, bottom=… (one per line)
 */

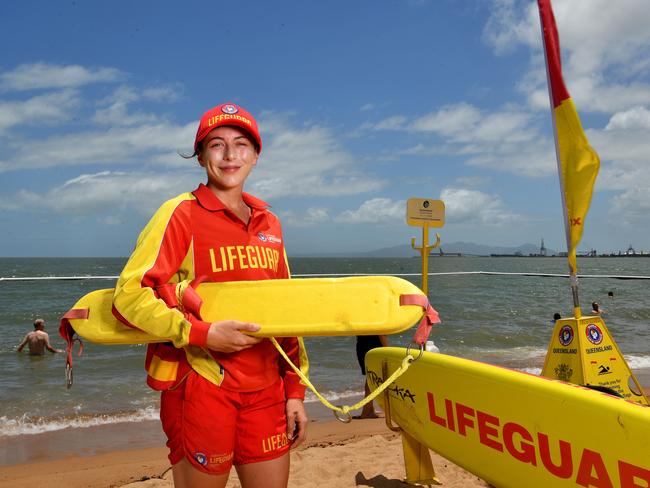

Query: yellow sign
left=406, top=198, right=444, bottom=227
left=541, top=316, right=648, bottom=405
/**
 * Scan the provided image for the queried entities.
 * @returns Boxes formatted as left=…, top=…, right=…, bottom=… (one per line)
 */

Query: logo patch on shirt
left=258, top=232, right=282, bottom=244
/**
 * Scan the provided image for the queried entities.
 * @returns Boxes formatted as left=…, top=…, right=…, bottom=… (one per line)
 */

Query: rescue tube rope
left=271, top=337, right=417, bottom=423
left=270, top=294, right=439, bottom=423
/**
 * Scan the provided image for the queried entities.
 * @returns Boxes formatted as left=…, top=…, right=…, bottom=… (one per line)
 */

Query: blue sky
left=1, top=0, right=650, bottom=257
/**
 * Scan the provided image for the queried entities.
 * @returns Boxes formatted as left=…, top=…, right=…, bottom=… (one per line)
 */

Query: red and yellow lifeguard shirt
left=112, top=184, right=308, bottom=398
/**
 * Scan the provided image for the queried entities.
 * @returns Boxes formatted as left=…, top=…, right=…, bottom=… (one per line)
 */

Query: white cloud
left=402, top=143, right=453, bottom=157
left=589, top=128, right=650, bottom=191
left=0, top=63, right=122, bottom=91
left=610, top=187, right=650, bottom=224
left=92, top=85, right=182, bottom=127
left=248, top=114, right=387, bottom=199
left=455, top=175, right=491, bottom=188
left=335, top=198, right=405, bottom=224
left=605, top=106, right=650, bottom=131
left=100, top=215, right=126, bottom=226
left=0, top=121, right=197, bottom=171
left=370, top=103, right=556, bottom=177
left=0, top=90, right=80, bottom=132
left=93, top=86, right=161, bottom=127
left=410, top=103, right=536, bottom=145
left=410, top=103, right=482, bottom=137
left=93, top=103, right=159, bottom=127
left=485, top=0, right=650, bottom=114
left=440, top=187, right=521, bottom=225
left=0, top=93, right=387, bottom=207
left=374, top=115, right=407, bottom=130
left=141, top=86, right=182, bottom=102
left=0, top=171, right=201, bottom=217
left=482, top=0, right=538, bottom=56
left=581, top=111, right=650, bottom=223
left=281, top=207, right=330, bottom=227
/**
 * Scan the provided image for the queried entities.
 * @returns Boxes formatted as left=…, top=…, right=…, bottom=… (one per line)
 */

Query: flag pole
left=537, top=2, right=582, bottom=318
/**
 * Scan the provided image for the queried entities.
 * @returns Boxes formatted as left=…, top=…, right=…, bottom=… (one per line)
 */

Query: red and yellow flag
left=538, top=0, right=600, bottom=275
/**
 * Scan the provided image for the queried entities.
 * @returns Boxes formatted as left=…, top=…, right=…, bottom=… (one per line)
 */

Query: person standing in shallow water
left=112, top=103, right=309, bottom=488
left=17, top=319, right=63, bottom=356
left=354, top=334, right=388, bottom=419
left=592, top=302, right=602, bottom=315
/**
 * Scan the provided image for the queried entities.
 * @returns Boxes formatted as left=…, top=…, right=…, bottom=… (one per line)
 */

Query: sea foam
left=0, top=406, right=159, bottom=437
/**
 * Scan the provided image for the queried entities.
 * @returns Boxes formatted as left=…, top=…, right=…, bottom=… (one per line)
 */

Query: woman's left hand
left=286, top=398, right=308, bottom=449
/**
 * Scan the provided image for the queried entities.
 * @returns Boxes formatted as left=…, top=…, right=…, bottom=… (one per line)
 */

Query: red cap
left=194, top=103, right=262, bottom=154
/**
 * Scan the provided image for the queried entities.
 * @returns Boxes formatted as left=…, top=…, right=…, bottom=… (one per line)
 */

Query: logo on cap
left=222, top=104, right=239, bottom=115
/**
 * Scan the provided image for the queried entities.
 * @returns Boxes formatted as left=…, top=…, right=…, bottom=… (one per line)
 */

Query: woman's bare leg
left=236, top=452, right=290, bottom=488
left=171, top=457, right=230, bottom=488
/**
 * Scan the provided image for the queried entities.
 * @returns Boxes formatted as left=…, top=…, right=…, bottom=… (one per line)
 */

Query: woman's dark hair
left=179, top=141, right=202, bottom=160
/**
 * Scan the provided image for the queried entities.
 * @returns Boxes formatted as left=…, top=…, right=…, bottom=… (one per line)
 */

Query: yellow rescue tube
left=67, top=276, right=425, bottom=344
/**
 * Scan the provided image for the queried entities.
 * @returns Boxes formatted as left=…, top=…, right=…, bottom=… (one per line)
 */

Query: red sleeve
left=112, top=194, right=209, bottom=348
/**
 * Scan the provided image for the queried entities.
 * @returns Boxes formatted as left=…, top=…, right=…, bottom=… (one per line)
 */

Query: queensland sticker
left=586, top=323, right=603, bottom=345
left=558, top=325, right=574, bottom=346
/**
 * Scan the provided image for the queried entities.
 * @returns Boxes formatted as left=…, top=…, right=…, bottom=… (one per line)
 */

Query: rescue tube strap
left=175, top=280, right=203, bottom=317
left=61, top=279, right=206, bottom=389
left=155, top=279, right=204, bottom=317
left=59, top=308, right=88, bottom=389
left=400, top=294, right=440, bottom=345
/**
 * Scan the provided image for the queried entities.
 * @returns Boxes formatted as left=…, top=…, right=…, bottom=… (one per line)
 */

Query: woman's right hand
left=205, top=321, right=262, bottom=353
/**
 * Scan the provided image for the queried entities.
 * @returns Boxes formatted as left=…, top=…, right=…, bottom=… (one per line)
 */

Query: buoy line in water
left=2, top=271, right=650, bottom=281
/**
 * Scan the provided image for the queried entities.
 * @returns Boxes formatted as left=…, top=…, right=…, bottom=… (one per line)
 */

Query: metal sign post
left=406, top=198, right=445, bottom=296
left=400, top=198, right=445, bottom=486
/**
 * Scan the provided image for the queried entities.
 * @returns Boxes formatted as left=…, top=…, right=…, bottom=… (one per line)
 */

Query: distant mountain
left=298, top=241, right=556, bottom=258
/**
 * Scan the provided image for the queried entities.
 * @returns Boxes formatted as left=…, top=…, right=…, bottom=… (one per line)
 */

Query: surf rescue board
left=65, top=276, right=425, bottom=344
left=365, top=347, right=650, bottom=488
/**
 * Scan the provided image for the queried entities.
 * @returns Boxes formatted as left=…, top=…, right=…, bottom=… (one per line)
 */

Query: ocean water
left=1, top=256, right=649, bottom=440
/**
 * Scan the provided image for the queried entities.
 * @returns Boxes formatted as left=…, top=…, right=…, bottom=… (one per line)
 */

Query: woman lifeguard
left=112, top=103, right=309, bottom=488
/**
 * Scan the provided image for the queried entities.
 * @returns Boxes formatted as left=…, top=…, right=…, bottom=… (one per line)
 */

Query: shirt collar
left=192, top=183, right=270, bottom=212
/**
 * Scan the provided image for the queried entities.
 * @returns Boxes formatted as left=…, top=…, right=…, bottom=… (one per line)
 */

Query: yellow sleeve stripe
left=113, top=192, right=196, bottom=347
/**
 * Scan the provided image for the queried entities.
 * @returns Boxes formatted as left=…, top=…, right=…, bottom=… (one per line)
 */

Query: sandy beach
left=0, top=416, right=490, bottom=488
left=2, top=377, right=648, bottom=488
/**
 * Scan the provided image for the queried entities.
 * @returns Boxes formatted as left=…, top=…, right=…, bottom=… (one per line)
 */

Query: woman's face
left=198, top=126, right=259, bottom=193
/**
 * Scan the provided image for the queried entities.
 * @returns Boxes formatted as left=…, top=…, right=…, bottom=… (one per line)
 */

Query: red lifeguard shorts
left=160, top=371, right=290, bottom=474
